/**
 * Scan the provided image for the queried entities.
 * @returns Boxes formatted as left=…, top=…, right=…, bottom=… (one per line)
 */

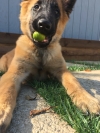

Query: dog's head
left=20, top=0, right=76, bottom=48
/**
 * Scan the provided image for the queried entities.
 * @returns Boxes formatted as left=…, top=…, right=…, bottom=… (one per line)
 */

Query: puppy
left=0, top=0, right=100, bottom=132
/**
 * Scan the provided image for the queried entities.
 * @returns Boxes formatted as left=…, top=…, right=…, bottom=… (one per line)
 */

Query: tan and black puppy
left=0, top=0, right=100, bottom=132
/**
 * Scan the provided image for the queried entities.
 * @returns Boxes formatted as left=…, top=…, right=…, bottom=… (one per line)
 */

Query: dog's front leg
left=59, top=70, right=100, bottom=114
left=0, top=60, right=30, bottom=133
left=49, top=59, right=100, bottom=114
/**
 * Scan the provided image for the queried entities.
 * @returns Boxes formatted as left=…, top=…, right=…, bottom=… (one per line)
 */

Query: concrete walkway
left=7, top=70, right=100, bottom=133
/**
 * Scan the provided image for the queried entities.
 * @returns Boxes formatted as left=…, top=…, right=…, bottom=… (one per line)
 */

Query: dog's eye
left=34, top=4, right=40, bottom=10
left=55, top=8, right=60, bottom=18
left=54, top=4, right=60, bottom=17
left=55, top=9, right=59, bottom=15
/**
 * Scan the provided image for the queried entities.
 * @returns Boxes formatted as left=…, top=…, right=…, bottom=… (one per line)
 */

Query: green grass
left=67, top=61, right=100, bottom=71
left=29, top=62, right=100, bottom=133
left=29, top=79, right=100, bottom=133
left=0, top=62, right=100, bottom=133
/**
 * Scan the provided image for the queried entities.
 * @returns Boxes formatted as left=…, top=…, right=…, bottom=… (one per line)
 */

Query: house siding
left=63, top=0, right=100, bottom=41
left=0, top=0, right=100, bottom=41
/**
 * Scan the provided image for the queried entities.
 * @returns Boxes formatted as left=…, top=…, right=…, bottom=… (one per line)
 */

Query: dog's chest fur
left=17, top=36, right=61, bottom=70
left=32, top=47, right=55, bottom=69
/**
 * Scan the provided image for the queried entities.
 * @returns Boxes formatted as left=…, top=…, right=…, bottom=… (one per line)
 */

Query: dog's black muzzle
left=38, top=19, right=52, bottom=33
left=31, top=17, right=55, bottom=48
left=29, top=0, right=60, bottom=48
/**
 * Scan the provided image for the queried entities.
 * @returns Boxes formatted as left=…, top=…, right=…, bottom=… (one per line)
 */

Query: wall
left=63, top=0, right=100, bottom=41
left=0, top=0, right=21, bottom=33
left=0, top=0, right=100, bottom=41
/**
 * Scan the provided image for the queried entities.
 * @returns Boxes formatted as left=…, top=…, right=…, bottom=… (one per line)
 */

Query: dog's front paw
left=0, top=107, right=12, bottom=133
left=72, top=89, right=100, bottom=114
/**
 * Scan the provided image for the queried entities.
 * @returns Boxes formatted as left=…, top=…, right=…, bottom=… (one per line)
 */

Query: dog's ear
left=20, top=0, right=29, bottom=9
left=63, top=0, right=76, bottom=16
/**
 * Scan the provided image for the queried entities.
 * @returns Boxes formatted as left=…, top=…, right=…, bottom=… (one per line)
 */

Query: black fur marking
left=31, top=0, right=60, bottom=35
left=0, top=124, right=6, bottom=133
left=29, top=0, right=61, bottom=48
left=63, top=0, right=76, bottom=16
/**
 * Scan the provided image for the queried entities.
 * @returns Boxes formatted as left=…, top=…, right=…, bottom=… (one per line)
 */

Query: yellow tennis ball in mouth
left=32, top=31, right=45, bottom=42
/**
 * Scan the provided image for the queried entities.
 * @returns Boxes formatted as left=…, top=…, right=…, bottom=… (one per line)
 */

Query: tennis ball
left=33, top=31, right=45, bottom=42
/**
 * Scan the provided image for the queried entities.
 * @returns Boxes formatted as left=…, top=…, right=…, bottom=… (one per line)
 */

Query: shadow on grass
left=30, top=78, right=100, bottom=133
left=73, top=72, right=100, bottom=97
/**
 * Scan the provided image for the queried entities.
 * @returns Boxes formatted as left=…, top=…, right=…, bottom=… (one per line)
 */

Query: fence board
left=78, top=0, right=88, bottom=40
left=72, top=0, right=82, bottom=39
left=63, top=13, right=74, bottom=38
left=92, top=0, right=100, bottom=40
left=0, top=0, right=8, bottom=32
left=8, top=0, right=21, bottom=33
left=0, top=0, right=100, bottom=41
left=85, top=0, right=95, bottom=40
left=0, top=34, right=100, bottom=61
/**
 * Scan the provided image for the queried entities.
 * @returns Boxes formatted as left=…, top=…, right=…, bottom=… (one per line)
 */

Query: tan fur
left=0, top=0, right=100, bottom=132
left=0, top=50, right=14, bottom=72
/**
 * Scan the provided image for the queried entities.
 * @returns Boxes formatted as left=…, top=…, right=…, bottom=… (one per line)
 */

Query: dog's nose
left=38, top=19, right=51, bottom=31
